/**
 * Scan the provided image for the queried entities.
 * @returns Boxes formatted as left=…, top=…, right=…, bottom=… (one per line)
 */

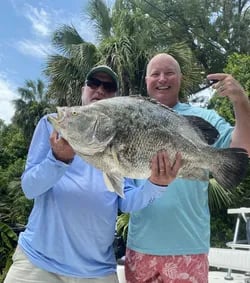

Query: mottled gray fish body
left=48, top=96, right=249, bottom=197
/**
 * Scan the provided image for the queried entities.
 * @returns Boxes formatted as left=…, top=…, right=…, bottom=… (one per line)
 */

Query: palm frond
left=12, top=99, right=26, bottom=110
left=37, top=79, right=46, bottom=101
left=69, top=42, right=98, bottom=71
left=85, top=0, right=112, bottom=41
left=45, top=44, right=98, bottom=106
left=52, top=24, right=85, bottom=55
left=17, top=87, right=35, bottom=102
left=116, top=213, right=130, bottom=241
left=208, top=178, right=233, bottom=211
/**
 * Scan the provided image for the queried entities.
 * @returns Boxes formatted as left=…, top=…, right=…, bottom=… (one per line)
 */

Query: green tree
left=12, top=79, right=54, bottom=142
left=86, top=0, right=202, bottom=97
left=0, top=124, right=27, bottom=169
left=45, top=0, right=202, bottom=104
left=45, top=25, right=97, bottom=106
left=16, top=79, right=47, bottom=102
left=219, top=53, right=250, bottom=210
left=0, top=124, right=32, bottom=280
left=0, top=124, right=32, bottom=227
left=0, top=222, right=18, bottom=279
left=129, top=0, right=250, bottom=73
left=209, top=53, right=250, bottom=123
left=208, top=53, right=250, bottom=246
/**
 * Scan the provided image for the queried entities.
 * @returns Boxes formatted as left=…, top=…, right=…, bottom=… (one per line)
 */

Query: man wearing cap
left=4, top=65, right=181, bottom=283
left=82, top=65, right=119, bottom=104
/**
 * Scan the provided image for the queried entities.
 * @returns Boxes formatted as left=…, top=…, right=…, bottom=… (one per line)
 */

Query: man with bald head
left=125, top=53, right=250, bottom=283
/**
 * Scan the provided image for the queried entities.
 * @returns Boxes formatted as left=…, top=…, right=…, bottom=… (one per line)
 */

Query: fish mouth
left=47, top=107, right=65, bottom=126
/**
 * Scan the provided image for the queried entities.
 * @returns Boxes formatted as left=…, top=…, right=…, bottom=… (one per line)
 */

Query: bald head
left=146, top=53, right=181, bottom=77
left=145, top=53, right=182, bottom=108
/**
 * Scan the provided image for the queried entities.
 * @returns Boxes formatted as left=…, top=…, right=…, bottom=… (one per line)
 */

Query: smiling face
left=145, top=54, right=182, bottom=107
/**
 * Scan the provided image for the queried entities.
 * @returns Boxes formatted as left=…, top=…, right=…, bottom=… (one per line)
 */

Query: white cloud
left=12, top=2, right=97, bottom=61
left=15, top=3, right=96, bottom=60
left=24, top=4, right=51, bottom=37
left=0, top=74, right=18, bottom=124
left=17, top=39, right=53, bottom=58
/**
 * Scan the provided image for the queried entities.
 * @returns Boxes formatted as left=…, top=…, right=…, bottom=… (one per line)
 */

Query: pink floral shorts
left=125, top=248, right=208, bottom=283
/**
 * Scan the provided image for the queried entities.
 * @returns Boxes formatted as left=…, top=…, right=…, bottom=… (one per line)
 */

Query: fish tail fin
left=211, top=147, right=249, bottom=190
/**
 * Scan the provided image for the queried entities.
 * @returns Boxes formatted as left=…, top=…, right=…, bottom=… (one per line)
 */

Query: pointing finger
left=207, top=73, right=228, bottom=81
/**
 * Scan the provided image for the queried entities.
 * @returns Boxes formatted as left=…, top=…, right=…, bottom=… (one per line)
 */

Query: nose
left=158, top=73, right=167, bottom=82
left=96, top=85, right=106, bottom=96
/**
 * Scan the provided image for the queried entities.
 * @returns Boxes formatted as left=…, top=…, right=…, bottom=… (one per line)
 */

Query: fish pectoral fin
left=93, top=113, right=115, bottom=147
left=184, top=115, right=219, bottom=145
left=103, top=173, right=125, bottom=198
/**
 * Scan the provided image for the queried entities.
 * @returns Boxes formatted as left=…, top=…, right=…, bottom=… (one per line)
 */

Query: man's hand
left=149, top=151, right=182, bottom=186
left=207, top=73, right=247, bottom=104
left=50, top=130, right=75, bottom=163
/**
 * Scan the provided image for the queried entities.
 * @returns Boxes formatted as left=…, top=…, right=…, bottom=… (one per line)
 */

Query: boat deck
left=209, top=271, right=250, bottom=283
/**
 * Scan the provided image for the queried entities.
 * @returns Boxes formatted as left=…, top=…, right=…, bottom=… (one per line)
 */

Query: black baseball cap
left=86, top=65, right=119, bottom=90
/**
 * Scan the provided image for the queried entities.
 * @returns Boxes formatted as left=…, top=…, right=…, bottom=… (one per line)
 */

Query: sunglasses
left=86, top=77, right=117, bottom=93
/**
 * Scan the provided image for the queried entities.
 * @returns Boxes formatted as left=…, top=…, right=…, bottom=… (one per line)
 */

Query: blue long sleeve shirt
left=19, top=115, right=166, bottom=278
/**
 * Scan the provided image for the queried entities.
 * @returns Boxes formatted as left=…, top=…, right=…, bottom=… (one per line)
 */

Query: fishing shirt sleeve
left=21, top=115, right=72, bottom=199
left=118, top=178, right=167, bottom=212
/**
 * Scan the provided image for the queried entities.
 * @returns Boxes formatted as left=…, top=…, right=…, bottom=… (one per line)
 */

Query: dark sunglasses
left=85, top=77, right=117, bottom=93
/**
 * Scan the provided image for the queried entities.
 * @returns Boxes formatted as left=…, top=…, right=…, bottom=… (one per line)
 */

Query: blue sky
left=0, top=0, right=113, bottom=124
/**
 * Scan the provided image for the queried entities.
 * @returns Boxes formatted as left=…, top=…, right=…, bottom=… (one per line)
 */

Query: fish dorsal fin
left=184, top=115, right=219, bottom=145
left=129, top=95, right=175, bottom=112
left=129, top=95, right=219, bottom=144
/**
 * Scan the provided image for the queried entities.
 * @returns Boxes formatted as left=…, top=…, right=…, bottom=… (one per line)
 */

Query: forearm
left=207, top=73, right=250, bottom=155
left=21, top=150, right=70, bottom=199
left=231, top=96, right=250, bottom=155
left=118, top=178, right=167, bottom=213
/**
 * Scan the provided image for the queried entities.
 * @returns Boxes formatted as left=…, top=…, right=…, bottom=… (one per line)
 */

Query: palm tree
left=12, top=79, right=54, bottom=142
left=16, top=79, right=46, bottom=102
left=44, top=0, right=203, bottom=105
left=45, top=24, right=98, bottom=106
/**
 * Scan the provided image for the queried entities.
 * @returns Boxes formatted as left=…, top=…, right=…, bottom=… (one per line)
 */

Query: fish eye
left=72, top=111, right=78, bottom=116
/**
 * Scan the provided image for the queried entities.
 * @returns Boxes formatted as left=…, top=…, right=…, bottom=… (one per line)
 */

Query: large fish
left=48, top=96, right=248, bottom=197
